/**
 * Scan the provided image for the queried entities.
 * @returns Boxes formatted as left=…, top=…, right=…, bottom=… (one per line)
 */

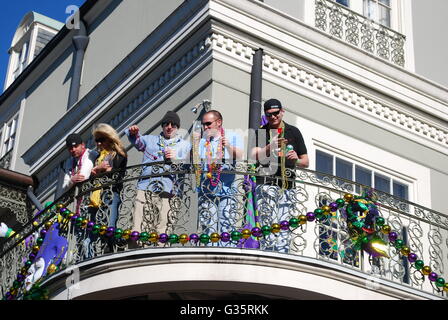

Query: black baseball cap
left=264, top=98, right=283, bottom=111
left=66, top=133, right=83, bottom=148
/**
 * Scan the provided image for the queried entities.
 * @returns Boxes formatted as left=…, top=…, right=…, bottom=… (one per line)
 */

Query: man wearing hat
left=56, top=133, right=98, bottom=198
left=251, top=98, right=309, bottom=253
left=126, top=110, right=191, bottom=238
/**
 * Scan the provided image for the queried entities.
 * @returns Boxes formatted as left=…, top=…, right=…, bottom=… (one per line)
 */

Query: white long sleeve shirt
left=55, top=149, right=98, bottom=199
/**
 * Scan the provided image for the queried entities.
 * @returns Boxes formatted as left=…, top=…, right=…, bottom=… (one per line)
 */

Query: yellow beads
left=422, top=266, right=432, bottom=276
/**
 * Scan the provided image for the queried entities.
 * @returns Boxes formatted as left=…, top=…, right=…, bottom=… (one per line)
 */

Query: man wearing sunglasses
left=56, top=133, right=98, bottom=198
left=196, top=110, right=243, bottom=241
left=251, top=98, right=309, bottom=253
left=126, top=110, right=191, bottom=239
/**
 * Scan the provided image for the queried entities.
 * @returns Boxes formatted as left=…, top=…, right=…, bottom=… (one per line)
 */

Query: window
left=364, top=0, right=391, bottom=27
left=12, top=41, right=29, bottom=80
left=1, top=115, right=19, bottom=158
left=335, top=0, right=349, bottom=7
left=317, top=150, right=409, bottom=200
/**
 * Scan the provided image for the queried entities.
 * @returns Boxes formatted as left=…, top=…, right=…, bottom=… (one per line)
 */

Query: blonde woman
left=90, top=123, right=128, bottom=228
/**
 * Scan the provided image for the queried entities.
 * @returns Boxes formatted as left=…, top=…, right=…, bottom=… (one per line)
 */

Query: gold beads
left=422, top=266, right=432, bottom=276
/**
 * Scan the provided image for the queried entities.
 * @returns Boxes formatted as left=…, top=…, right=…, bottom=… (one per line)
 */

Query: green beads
left=414, top=260, right=424, bottom=270
left=375, top=217, right=385, bottom=226
left=200, top=234, right=210, bottom=244
left=261, top=226, right=271, bottom=236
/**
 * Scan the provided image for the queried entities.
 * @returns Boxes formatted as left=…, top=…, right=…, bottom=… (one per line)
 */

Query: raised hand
left=129, top=125, right=140, bottom=136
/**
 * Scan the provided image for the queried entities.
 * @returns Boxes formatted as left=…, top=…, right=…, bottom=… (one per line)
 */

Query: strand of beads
left=2, top=221, right=52, bottom=300
left=205, top=128, right=224, bottom=187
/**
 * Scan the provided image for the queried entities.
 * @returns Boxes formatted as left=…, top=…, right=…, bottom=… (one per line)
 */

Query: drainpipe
left=248, top=48, right=263, bottom=161
left=67, top=20, right=89, bottom=109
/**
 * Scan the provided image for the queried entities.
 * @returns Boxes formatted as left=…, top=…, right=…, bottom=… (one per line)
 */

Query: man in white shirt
left=55, top=133, right=97, bottom=199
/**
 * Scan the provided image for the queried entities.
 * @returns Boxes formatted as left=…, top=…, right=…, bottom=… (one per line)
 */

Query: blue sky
left=0, top=0, right=86, bottom=91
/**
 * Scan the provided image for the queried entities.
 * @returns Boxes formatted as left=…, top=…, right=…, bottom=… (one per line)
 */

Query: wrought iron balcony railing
left=1, top=162, right=447, bottom=299
left=315, top=0, right=406, bottom=67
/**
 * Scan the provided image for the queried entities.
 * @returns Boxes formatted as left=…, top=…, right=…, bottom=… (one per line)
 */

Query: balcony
left=314, top=0, right=406, bottom=67
left=1, top=162, right=447, bottom=300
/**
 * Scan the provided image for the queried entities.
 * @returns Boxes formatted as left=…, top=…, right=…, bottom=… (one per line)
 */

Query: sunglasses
left=265, top=110, right=281, bottom=118
left=162, top=122, right=178, bottom=128
left=95, top=137, right=107, bottom=143
left=202, top=119, right=219, bottom=127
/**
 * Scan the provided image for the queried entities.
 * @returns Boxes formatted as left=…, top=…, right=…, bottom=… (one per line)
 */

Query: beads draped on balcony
left=1, top=162, right=447, bottom=299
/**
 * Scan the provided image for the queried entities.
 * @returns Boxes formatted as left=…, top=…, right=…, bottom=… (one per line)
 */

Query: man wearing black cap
left=251, top=98, right=309, bottom=253
left=56, top=133, right=98, bottom=198
left=125, top=110, right=190, bottom=238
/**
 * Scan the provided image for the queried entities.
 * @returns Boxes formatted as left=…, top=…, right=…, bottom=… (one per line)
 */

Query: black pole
left=248, top=48, right=263, bottom=161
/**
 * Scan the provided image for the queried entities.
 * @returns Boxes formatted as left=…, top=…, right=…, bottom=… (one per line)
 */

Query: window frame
left=315, top=148, right=411, bottom=202
left=1, top=114, right=19, bottom=158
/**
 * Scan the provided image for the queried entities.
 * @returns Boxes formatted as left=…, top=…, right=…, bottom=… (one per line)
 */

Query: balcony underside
left=45, top=247, right=437, bottom=300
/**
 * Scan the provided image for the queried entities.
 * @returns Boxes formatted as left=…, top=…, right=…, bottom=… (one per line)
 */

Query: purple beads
left=429, top=272, right=438, bottom=282
left=306, top=212, right=316, bottom=222
left=189, top=233, right=199, bottom=243
left=158, top=233, right=168, bottom=243
left=130, top=231, right=140, bottom=242
left=106, top=227, right=115, bottom=238
left=408, top=253, right=418, bottom=263
left=329, top=202, right=339, bottom=212
left=280, top=221, right=289, bottom=231
left=86, top=221, right=95, bottom=231
left=221, top=232, right=231, bottom=242
left=388, top=232, right=398, bottom=242
left=251, top=227, right=262, bottom=238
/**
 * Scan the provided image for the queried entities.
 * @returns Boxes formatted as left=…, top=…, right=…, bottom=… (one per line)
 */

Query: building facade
left=0, top=0, right=447, bottom=300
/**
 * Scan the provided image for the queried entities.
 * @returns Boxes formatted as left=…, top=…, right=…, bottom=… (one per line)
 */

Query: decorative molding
left=209, top=32, right=448, bottom=152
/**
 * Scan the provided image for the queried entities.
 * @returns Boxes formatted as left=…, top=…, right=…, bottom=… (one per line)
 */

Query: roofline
left=0, top=0, right=97, bottom=104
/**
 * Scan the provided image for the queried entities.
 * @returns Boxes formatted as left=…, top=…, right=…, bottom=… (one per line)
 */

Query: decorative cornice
left=209, top=31, right=448, bottom=152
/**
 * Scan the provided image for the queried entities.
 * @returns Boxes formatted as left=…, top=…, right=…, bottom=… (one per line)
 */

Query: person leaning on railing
left=251, top=98, right=309, bottom=253
left=55, top=133, right=98, bottom=203
left=88, top=123, right=128, bottom=228
left=195, top=110, right=243, bottom=241
left=125, top=111, right=191, bottom=239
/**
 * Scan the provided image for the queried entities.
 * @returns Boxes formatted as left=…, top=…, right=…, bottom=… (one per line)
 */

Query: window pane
left=355, top=165, right=371, bottom=194
left=363, top=0, right=376, bottom=20
left=316, top=150, right=333, bottom=175
left=4, top=125, right=10, bottom=142
left=336, top=158, right=352, bottom=180
left=7, top=137, right=14, bottom=152
left=379, top=0, right=390, bottom=6
left=355, top=166, right=371, bottom=185
left=393, top=182, right=409, bottom=200
left=336, top=0, right=349, bottom=7
left=375, top=173, right=390, bottom=193
left=10, top=119, right=17, bottom=135
left=379, top=4, right=391, bottom=27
